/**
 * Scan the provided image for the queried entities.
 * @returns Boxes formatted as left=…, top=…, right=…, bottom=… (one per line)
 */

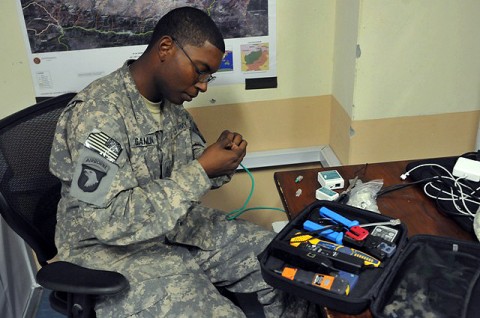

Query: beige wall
left=329, top=96, right=352, bottom=164
left=188, top=96, right=331, bottom=153
left=349, top=110, right=480, bottom=164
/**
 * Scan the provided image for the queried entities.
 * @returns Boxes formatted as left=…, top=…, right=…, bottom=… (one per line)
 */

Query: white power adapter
left=453, top=157, right=480, bottom=182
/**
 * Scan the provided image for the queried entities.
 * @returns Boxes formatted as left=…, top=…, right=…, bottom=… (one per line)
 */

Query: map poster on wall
left=16, top=0, right=276, bottom=97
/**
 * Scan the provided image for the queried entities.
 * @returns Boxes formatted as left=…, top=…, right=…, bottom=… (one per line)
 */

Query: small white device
left=315, top=187, right=339, bottom=201
left=318, top=170, right=345, bottom=190
left=453, top=157, right=480, bottom=182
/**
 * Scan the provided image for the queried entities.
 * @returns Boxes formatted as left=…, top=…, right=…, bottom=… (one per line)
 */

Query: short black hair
left=147, top=7, right=225, bottom=53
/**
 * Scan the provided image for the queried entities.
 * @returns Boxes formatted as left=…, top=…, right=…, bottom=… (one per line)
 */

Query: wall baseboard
left=240, top=145, right=341, bottom=169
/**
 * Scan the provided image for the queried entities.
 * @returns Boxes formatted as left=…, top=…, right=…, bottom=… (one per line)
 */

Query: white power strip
left=453, top=157, right=480, bottom=182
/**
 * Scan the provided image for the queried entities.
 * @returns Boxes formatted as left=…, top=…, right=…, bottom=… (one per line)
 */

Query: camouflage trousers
left=92, top=206, right=316, bottom=317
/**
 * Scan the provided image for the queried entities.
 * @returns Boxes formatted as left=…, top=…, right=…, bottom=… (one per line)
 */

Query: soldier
left=50, top=6, right=314, bottom=317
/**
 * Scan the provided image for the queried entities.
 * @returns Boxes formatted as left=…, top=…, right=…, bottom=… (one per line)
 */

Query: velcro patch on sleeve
left=84, top=130, right=122, bottom=163
left=70, top=148, right=119, bottom=207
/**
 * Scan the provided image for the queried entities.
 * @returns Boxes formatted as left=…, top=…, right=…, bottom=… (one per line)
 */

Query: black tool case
left=259, top=200, right=480, bottom=317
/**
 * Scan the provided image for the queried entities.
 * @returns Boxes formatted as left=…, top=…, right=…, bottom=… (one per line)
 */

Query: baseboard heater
left=239, top=145, right=341, bottom=169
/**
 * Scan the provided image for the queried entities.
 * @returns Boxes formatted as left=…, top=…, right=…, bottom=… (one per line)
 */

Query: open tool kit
left=259, top=200, right=480, bottom=317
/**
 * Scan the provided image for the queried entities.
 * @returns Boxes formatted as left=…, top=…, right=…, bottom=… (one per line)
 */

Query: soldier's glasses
left=172, top=38, right=216, bottom=84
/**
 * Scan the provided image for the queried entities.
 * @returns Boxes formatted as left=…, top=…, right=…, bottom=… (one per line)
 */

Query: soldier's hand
left=198, top=130, right=247, bottom=177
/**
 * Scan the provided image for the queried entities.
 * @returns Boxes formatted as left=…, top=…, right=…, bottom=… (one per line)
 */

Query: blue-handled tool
left=319, top=207, right=359, bottom=228
left=319, top=207, right=369, bottom=241
left=303, top=220, right=344, bottom=244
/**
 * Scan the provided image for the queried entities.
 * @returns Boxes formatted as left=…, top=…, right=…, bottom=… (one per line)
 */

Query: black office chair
left=0, top=93, right=129, bottom=318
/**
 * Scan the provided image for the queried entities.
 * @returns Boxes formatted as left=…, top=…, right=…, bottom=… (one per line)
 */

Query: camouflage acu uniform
left=49, top=62, right=314, bottom=317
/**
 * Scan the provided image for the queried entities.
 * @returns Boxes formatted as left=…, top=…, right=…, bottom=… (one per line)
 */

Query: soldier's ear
left=156, top=36, right=175, bottom=62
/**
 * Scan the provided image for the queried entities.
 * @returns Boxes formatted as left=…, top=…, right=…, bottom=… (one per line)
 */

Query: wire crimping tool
left=303, top=207, right=369, bottom=244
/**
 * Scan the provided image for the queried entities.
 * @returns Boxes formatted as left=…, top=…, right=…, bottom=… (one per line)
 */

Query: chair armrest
left=36, top=261, right=129, bottom=295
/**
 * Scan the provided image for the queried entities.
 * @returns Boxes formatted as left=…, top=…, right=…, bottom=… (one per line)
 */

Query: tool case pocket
left=370, top=235, right=480, bottom=318
left=259, top=200, right=408, bottom=315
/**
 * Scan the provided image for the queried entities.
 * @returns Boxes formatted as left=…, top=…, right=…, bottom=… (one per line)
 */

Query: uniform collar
left=121, top=60, right=161, bottom=135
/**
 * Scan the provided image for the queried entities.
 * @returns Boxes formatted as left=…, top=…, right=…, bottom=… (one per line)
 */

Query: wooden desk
left=273, top=160, right=475, bottom=318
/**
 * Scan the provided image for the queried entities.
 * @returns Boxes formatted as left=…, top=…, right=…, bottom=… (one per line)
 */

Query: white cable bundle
left=403, top=163, right=480, bottom=218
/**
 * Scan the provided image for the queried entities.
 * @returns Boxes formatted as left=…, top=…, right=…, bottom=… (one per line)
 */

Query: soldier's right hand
left=198, top=130, right=247, bottom=177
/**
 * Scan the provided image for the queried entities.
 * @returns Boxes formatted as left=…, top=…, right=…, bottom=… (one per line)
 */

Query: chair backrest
left=0, top=93, right=76, bottom=266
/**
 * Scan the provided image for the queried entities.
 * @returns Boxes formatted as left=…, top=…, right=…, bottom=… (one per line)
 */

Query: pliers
left=336, top=176, right=359, bottom=204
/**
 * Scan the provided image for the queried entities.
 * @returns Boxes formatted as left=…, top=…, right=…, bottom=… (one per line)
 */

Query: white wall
left=0, top=0, right=36, bottom=118
left=332, top=0, right=360, bottom=119
left=353, top=0, right=480, bottom=120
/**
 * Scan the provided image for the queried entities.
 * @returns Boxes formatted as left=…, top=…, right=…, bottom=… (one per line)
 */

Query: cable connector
left=400, top=173, right=408, bottom=180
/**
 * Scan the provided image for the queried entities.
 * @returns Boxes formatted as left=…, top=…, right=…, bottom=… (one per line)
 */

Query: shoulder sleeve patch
left=70, top=148, right=118, bottom=207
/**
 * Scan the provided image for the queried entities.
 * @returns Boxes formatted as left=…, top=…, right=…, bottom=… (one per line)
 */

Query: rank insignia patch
left=84, top=130, right=122, bottom=163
